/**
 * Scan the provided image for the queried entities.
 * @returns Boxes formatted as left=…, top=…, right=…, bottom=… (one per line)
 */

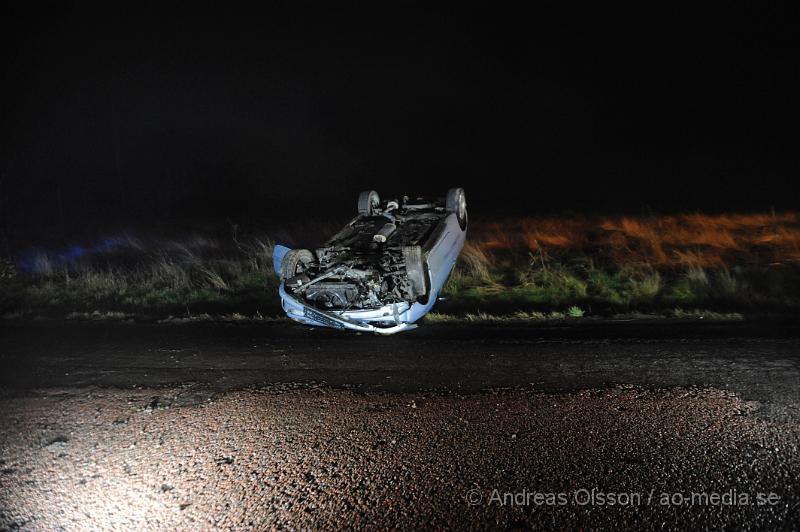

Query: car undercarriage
left=281, top=196, right=444, bottom=311
left=274, top=188, right=467, bottom=333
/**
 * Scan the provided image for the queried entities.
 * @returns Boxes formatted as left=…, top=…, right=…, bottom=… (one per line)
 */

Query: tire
left=446, top=187, right=467, bottom=230
left=280, top=249, right=314, bottom=280
left=358, top=190, right=380, bottom=216
left=402, top=245, right=428, bottom=298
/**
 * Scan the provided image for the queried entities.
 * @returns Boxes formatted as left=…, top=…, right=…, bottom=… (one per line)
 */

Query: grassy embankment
left=1, top=213, right=799, bottom=320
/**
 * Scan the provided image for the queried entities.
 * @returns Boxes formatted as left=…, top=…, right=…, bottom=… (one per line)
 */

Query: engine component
left=373, top=222, right=397, bottom=243
left=305, top=282, right=360, bottom=308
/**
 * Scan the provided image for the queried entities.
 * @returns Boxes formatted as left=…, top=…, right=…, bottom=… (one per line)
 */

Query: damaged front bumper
left=278, top=283, right=418, bottom=335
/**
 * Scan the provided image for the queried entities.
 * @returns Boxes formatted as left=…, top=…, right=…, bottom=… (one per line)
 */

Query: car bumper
left=278, top=284, right=418, bottom=335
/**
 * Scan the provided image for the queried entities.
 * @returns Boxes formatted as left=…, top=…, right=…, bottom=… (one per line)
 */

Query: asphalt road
left=1, top=319, right=799, bottom=529
left=1, top=319, right=799, bottom=418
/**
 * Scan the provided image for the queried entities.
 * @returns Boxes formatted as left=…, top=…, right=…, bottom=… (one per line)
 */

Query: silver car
left=273, top=188, right=467, bottom=334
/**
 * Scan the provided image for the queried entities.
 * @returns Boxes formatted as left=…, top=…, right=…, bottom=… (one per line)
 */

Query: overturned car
left=273, top=188, right=467, bottom=334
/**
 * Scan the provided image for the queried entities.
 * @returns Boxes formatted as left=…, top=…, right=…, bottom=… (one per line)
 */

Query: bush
left=0, top=258, right=15, bottom=283
left=566, top=306, right=585, bottom=318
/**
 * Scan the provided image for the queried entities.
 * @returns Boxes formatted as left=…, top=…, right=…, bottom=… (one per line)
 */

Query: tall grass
left=442, top=212, right=800, bottom=313
left=2, top=212, right=799, bottom=317
left=4, top=233, right=280, bottom=315
left=477, top=212, right=800, bottom=267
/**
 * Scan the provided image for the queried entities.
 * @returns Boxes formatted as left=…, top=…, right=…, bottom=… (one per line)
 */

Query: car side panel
left=405, top=213, right=466, bottom=323
left=426, top=213, right=466, bottom=295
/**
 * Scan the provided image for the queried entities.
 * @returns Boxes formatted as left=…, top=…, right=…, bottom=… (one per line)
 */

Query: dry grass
left=3, top=212, right=799, bottom=318
left=471, top=212, right=800, bottom=268
left=2, top=233, right=280, bottom=316
left=440, top=212, right=800, bottom=313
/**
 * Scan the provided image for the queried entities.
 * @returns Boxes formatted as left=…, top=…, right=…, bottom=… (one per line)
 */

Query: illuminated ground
left=1, top=320, right=799, bottom=529
left=1, top=386, right=799, bottom=529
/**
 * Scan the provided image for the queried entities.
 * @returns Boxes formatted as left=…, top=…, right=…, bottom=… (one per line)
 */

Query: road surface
left=1, top=319, right=799, bottom=529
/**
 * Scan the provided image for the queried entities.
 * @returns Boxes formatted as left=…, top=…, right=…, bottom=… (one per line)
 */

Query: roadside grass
left=440, top=259, right=800, bottom=315
left=2, top=235, right=282, bottom=317
left=1, top=212, right=799, bottom=319
left=424, top=308, right=744, bottom=324
left=438, top=212, right=800, bottom=316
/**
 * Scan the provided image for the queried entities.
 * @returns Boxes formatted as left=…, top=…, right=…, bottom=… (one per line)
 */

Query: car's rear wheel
left=358, top=190, right=380, bottom=216
left=446, top=187, right=467, bottom=230
left=280, top=249, right=314, bottom=280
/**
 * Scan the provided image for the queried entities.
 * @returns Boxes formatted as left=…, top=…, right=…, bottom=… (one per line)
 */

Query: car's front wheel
left=280, top=249, right=314, bottom=280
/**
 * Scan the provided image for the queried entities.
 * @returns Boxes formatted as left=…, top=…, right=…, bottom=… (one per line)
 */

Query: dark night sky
left=2, top=3, right=799, bottom=238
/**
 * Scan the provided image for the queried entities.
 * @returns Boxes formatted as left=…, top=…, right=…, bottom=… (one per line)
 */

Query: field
left=450, top=212, right=800, bottom=316
left=2, top=212, right=799, bottom=319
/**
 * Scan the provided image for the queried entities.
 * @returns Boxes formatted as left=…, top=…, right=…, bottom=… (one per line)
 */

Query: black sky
left=2, top=3, right=799, bottom=236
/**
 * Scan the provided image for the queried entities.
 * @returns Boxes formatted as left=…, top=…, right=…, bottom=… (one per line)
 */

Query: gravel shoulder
left=1, top=385, right=799, bottom=530
left=1, top=320, right=799, bottom=529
